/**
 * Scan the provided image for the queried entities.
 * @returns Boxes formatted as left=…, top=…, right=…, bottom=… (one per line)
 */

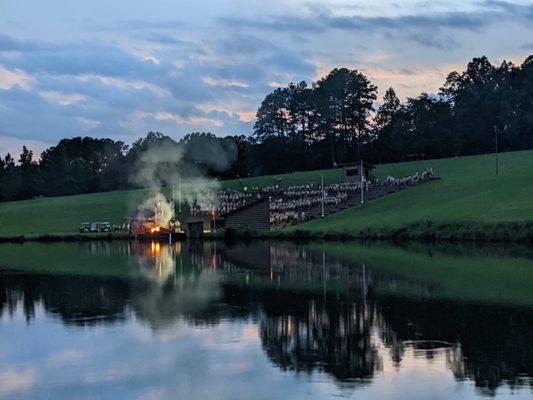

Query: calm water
left=0, top=241, right=532, bottom=399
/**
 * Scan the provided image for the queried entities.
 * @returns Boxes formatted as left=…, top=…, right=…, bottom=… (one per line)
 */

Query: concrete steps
left=302, top=184, right=417, bottom=223
left=270, top=180, right=434, bottom=229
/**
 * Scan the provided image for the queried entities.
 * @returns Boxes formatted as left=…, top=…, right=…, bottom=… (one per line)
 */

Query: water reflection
left=0, top=241, right=532, bottom=398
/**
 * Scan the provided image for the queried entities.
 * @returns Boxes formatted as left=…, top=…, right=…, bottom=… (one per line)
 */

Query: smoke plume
left=130, top=133, right=236, bottom=226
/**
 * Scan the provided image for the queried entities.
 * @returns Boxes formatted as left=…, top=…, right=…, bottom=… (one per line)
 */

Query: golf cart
left=80, top=222, right=112, bottom=233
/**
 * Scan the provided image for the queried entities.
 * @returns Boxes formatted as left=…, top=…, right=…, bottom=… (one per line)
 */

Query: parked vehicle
left=79, top=222, right=112, bottom=233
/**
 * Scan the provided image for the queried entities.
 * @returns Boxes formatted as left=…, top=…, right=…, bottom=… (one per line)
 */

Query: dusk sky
left=1, top=0, right=532, bottom=156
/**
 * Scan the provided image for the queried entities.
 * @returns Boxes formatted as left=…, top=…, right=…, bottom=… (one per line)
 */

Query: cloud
left=104, top=19, right=186, bottom=31
left=76, top=75, right=170, bottom=97
left=0, top=40, right=161, bottom=78
left=219, top=10, right=497, bottom=34
left=0, top=368, right=36, bottom=398
left=134, top=32, right=190, bottom=45
left=0, top=33, right=51, bottom=52
left=0, top=67, right=34, bottom=90
left=482, top=0, right=533, bottom=17
left=219, top=2, right=533, bottom=49
left=0, top=30, right=276, bottom=144
left=404, top=33, right=460, bottom=50
left=46, top=349, right=87, bottom=367
left=38, top=90, right=85, bottom=106
left=202, top=77, right=249, bottom=88
left=0, top=135, right=51, bottom=159
left=0, top=1, right=531, bottom=149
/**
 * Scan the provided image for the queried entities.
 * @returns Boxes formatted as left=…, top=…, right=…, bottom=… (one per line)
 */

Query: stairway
left=271, top=178, right=439, bottom=229
left=303, top=184, right=411, bottom=222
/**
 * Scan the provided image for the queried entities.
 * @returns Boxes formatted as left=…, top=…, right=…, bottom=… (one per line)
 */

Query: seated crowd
left=269, top=182, right=358, bottom=227
left=191, top=180, right=369, bottom=227
left=190, top=167, right=433, bottom=227
left=383, top=167, right=434, bottom=186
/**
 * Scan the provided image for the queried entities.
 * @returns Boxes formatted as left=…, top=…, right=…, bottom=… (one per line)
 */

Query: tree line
left=1, top=55, right=532, bottom=202
left=252, top=55, right=533, bottom=169
left=0, top=132, right=246, bottom=201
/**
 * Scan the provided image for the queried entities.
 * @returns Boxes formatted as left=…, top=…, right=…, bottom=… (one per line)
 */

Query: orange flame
left=151, top=241, right=160, bottom=254
left=150, top=226, right=161, bottom=234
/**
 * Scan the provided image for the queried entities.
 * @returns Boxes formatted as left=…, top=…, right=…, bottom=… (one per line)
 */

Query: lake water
left=0, top=240, right=532, bottom=399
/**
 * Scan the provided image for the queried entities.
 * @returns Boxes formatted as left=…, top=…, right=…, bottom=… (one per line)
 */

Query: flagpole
left=178, top=176, right=182, bottom=213
left=360, top=159, right=364, bottom=204
left=321, top=173, right=325, bottom=218
left=172, top=184, right=175, bottom=219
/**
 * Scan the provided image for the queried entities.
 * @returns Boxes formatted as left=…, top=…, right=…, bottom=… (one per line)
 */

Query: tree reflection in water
left=259, top=295, right=381, bottom=382
left=0, top=240, right=532, bottom=395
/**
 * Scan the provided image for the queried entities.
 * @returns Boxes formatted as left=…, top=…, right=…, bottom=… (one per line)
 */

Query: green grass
left=314, top=242, right=533, bottom=307
left=2, top=241, right=532, bottom=307
left=1, top=149, right=532, bottom=237
left=221, top=168, right=345, bottom=190
left=290, top=150, right=533, bottom=236
left=221, top=240, right=533, bottom=307
left=0, top=242, right=138, bottom=277
left=0, top=189, right=148, bottom=236
left=0, top=166, right=342, bottom=237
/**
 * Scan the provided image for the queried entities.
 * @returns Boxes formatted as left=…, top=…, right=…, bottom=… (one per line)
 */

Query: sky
left=0, top=0, right=532, bottom=157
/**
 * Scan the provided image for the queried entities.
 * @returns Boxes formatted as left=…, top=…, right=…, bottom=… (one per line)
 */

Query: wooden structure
left=342, top=162, right=375, bottom=183
left=186, top=221, right=204, bottom=239
left=223, top=197, right=270, bottom=231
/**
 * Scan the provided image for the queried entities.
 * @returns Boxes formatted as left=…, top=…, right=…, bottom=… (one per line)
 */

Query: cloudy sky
left=0, top=0, right=532, bottom=157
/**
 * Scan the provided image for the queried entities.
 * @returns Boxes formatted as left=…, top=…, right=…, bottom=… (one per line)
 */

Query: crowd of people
left=268, top=182, right=360, bottom=226
left=189, top=180, right=367, bottom=226
left=189, top=189, right=255, bottom=216
left=189, top=167, right=433, bottom=227
left=383, top=168, right=434, bottom=187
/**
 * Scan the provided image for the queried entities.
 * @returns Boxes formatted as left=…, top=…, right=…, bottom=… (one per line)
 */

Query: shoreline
left=270, top=221, right=533, bottom=244
left=1, top=221, right=533, bottom=244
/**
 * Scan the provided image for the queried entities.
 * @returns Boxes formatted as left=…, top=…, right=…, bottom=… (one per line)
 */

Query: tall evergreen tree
left=373, top=87, right=404, bottom=162
left=18, top=146, right=36, bottom=199
left=253, top=88, right=290, bottom=141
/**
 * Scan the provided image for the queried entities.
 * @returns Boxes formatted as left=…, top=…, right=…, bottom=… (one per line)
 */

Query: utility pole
left=362, top=263, right=367, bottom=306
left=494, top=125, right=499, bottom=176
left=178, top=176, right=182, bottom=213
left=331, top=137, right=336, bottom=168
left=322, top=251, right=327, bottom=300
left=321, top=173, right=325, bottom=218
left=172, top=185, right=175, bottom=219
left=360, top=159, right=364, bottom=204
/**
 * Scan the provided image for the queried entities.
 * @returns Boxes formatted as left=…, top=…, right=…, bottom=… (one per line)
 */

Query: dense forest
left=1, top=55, right=532, bottom=202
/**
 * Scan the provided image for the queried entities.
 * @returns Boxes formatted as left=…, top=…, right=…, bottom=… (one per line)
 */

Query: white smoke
left=130, top=133, right=236, bottom=226
left=136, top=192, right=174, bottom=226
left=179, top=177, right=220, bottom=211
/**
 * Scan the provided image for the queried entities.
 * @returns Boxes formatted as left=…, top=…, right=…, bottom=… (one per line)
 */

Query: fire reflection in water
left=128, top=241, right=222, bottom=329
left=133, top=241, right=175, bottom=284
left=1, top=240, right=527, bottom=395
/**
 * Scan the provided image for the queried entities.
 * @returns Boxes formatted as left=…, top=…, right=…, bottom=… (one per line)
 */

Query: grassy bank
left=286, top=150, right=533, bottom=240
left=2, top=240, right=532, bottom=307
left=313, top=241, right=533, bottom=307
left=267, top=221, right=533, bottom=243
left=0, top=166, right=344, bottom=237
left=0, top=149, right=532, bottom=240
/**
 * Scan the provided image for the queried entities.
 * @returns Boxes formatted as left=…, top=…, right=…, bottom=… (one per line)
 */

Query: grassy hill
left=289, top=149, right=533, bottom=239
left=0, top=149, right=532, bottom=238
left=0, top=165, right=341, bottom=237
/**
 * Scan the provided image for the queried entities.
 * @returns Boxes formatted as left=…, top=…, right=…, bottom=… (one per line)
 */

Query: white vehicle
left=80, top=222, right=112, bottom=233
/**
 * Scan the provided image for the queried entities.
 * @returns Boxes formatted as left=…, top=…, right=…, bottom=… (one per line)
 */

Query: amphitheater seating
left=190, top=167, right=435, bottom=229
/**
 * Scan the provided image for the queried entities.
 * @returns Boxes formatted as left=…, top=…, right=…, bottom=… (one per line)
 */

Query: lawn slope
left=0, top=166, right=345, bottom=237
left=0, top=150, right=532, bottom=238
left=290, top=150, right=533, bottom=238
